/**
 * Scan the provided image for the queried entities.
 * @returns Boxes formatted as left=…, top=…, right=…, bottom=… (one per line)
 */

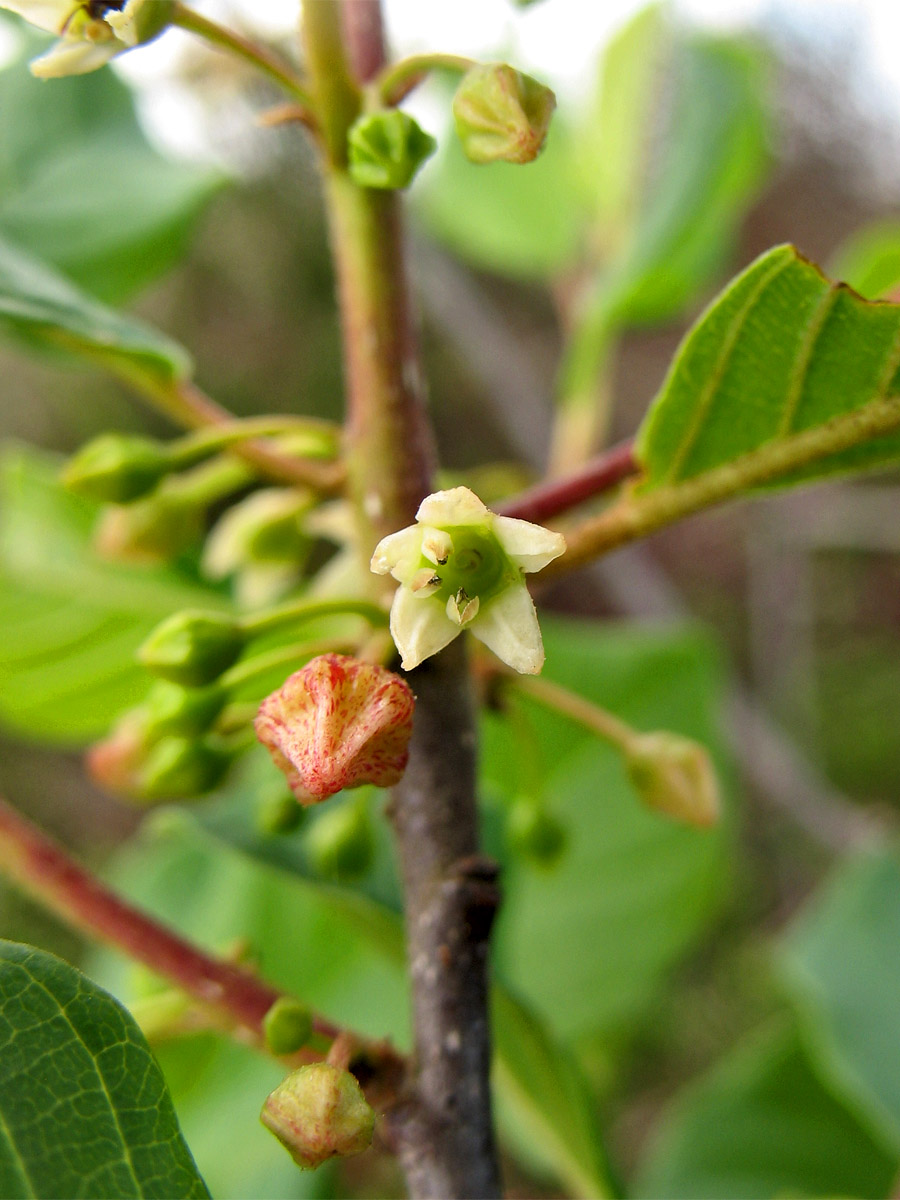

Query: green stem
left=221, top=636, right=359, bottom=691
left=549, top=290, right=619, bottom=475
left=374, top=52, right=476, bottom=106
left=512, top=674, right=634, bottom=749
left=168, top=416, right=339, bottom=469
left=552, top=391, right=900, bottom=575
left=300, top=0, right=361, bottom=165
left=240, top=597, right=388, bottom=638
left=172, top=3, right=316, bottom=112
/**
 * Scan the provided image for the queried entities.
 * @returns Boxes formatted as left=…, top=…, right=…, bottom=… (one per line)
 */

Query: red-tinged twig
left=498, top=439, right=639, bottom=524
left=0, top=796, right=403, bottom=1093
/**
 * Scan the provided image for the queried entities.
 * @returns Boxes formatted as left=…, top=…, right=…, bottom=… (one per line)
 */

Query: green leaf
left=601, top=31, right=769, bottom=327
left=779, top=847, right=900, bottom=1153
left=828, top=219, right=900, bottom=300
left=636, top=244, right=900, bottom=491
left=579, top=5, right=667, bottom=252
left=633, top=1022, right=898, bottom=1199
left=492, top=987, right=612, bottom=1198
left=0, top=444, right=226, bottom=743
left=488, top=618, right=730, bottom=1041
left=0, top=40, right=223, bottom=303
left=91, top=809, right=612, bottom=1196
left=0, top=235, right=191, bottom=386
left=0, top=939, right=209, bottom=1200
left=418, top=115, right=584, bottom=280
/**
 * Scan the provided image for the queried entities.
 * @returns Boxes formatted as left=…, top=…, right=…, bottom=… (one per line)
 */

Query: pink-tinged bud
left=86, top=715, right=148, bottom=796
left=261, top=1062, right=375, bottom=1170
left=254, top=654, right=415, bottom=804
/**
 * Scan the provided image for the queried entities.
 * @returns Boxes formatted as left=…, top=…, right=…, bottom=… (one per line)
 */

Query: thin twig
left=0, top=797, right=407, bottom=1087
left=499, top=439, right=638, bottom=524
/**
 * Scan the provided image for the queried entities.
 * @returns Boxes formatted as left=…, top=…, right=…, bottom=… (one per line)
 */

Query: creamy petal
left=370, top=525, right=422, bottom=581
left=390, top=585, right=459, bottom=670
left=0, top=0, right=73, bottom=34
left=492, top=515, right=566, bottom=573
left=470, top=582, right=544, bottom=674
left=416, top=485, right=488, bottom=527
left=30, top=35, right=117, bottom=76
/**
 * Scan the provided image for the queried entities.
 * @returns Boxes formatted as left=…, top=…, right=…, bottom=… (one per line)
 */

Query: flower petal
left=416, top=485, right=489, bottom=527
left=371, top=525, right=422, bottom=581
left=30, top=35, right=117, bottom=76
left=390, top=585, right=459, bottom=670
left=0, top=0, right=72, bottom=34
left=492, top=515, right=566, bottom=572
left=470, top=581, right=544, bottom=674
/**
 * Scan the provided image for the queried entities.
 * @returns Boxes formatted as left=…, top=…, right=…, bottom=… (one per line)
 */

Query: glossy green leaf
left=634, top=1022, right=897, bottom=1199
left=0, top=445, right=226, bottom=743
left=828, top=219, right=900, bottom=300
left=0, top=235, right=191, bottom=385
left=92, top=810, right=612, bottom=1197
left=0, top=39, right=222, bottom=303
left=601, top=32, right=769, bottom=326
left=636, top=244, right=900, bottom=491
left=780, top=847, right=900, bottom=1152
left=488, top=618, right=730, bottom=1041
left=0, top=940, right=208, bottom=1200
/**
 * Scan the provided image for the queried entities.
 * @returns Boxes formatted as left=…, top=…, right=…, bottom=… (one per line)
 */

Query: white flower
left=371, top=486, right=566, bottom=674
left=0, top=0, right=172, bottom=77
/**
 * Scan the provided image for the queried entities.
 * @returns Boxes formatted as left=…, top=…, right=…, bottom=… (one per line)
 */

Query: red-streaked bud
left=452, top=63, right=556, bottom=164
left=261, top=1062, right=375, bottom=1170
left=254, top=654, right=414, bottom=804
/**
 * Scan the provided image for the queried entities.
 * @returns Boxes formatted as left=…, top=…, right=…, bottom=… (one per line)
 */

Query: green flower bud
left=348, top=110, right=437, bottom=190
left=261, top=1062, right=375, bottom=1170
left=203, top=488, right=312, bottom=581
left=257, top=792, right=306, bottom=836
left=62, top=434, right=170, bottom=503
left=625, top=732, right=720, bottom=827
left=304, top=801, right=374, bottom=882
left=263, top=997, right=313, bottom=1056
left=452, top=63, right=556, bottom=164
left=137, top=735, right=232, bottom=800
left=142, top=681, right=228, bottom=739
left=138, top=611, right=245, bottom=686
left=94, top=493, right=203, bottom=565
left=506, top=797, right=566, bottom=867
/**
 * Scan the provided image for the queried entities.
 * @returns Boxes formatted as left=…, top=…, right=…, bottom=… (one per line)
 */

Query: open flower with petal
left=371, top=486, right=566, bottom=674
left=0, top=0, right=173, bottom=77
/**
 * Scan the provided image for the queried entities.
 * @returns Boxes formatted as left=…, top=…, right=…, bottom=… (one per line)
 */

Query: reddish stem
left=499, top=439, right=639, bottom=524
left=0, top=796, right=336, bottom=1048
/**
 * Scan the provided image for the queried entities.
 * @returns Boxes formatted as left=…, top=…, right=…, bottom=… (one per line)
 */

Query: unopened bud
left=63, top=434, right=170, bottom=503
left=257, top=791, right=306, bottom=836
left=261, top=1062, right=375, bottom=1170
left=625, top=732, right=720, bottom=827
left=348, top=110, right=437, bottom=190
left=452, top=63, right=556, bottom=164
left=137, top=735, right=232, bottom=800
left=138, top=611, right=245, bottom=686
left=143, top=681, right=228, bottom=739
left=506, top=797, right=566, bottom=867
left=304, top=801, right=374, bottom=882
left=86, top=714, right=149, bottom=797
left=254, top=654, right=414, bottom=802
left=94, top=493, right=203, bottom=565
left=263, top=997, right=313, bottom=1056
left=202, top=488, right=312, bottom=581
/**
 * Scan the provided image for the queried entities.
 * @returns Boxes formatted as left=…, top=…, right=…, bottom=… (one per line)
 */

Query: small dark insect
left=60, top=0, right=126, bottom=34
